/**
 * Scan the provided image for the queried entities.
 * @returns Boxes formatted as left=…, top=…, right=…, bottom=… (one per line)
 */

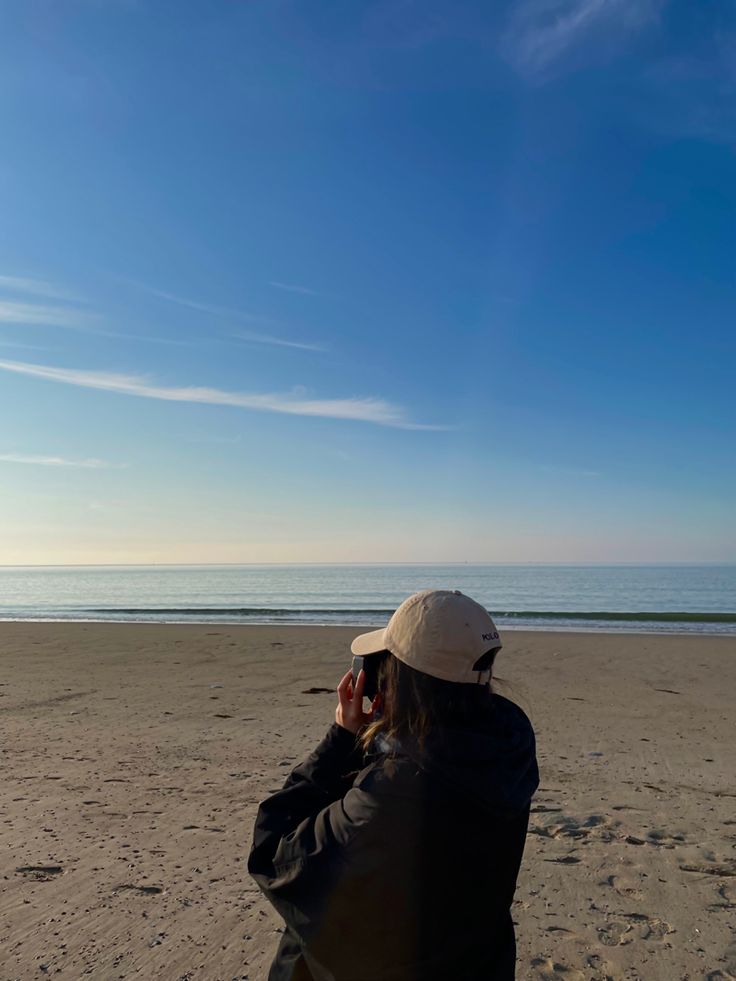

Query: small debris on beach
left=16, top=865, right=63, bottom=878
left=113, top=884, right=164, bottom=895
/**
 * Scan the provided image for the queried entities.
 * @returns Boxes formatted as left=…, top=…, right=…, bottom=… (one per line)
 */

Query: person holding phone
left=248, top=589, right=539, bottom=981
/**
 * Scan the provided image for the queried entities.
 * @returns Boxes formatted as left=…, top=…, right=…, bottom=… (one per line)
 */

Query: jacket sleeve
left=247, top=724, right=378, bottom=941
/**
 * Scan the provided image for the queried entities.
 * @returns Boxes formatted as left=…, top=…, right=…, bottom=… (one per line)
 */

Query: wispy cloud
left=269, top=281, right=323, bottom=297
left=0, top=275, right=79, bottom=302
left=93, top=327, right=208, bottom=347
left=0, top=338, right=53, bottom=351
left=0, top=452, right=124, bottom=469
left=0, top=358, right=443, bottom=430
left=0, top=300, right=96, bottom=330
left=231, top=330, right=326, bottom=353
left=503, top=0, right=666, bottom=75
left=123, top=279, right=327, bottom=349
left=126, top=280, right=265, bottom=321
left=0, top=276, right=327, bottom=351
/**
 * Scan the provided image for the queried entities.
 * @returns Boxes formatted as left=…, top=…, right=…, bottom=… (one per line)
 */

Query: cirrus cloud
left=0, top=452, right=124, bottom=469
left=503, top=0, right=668, bottom=76
left=0, top=275, right=80, bottom=302
left=0, top=300, right=96, bottom=330
left=0, top=357, right=444, bottom=430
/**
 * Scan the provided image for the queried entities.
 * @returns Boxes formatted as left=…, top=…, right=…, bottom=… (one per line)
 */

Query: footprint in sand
left=680, top=859, right=736, bottom=877
left=530, top=812, right=621, bottom=844
left=711, top=882, right=736, bottom=912
left=530, top=957, right=585, bottom=980
left=622, top=912, right=675, bottom=940
left=602, top=872, right=644, bottom=902
left=597, top=921, right=633, bottom=946
left=586, top=952, right=618, bottom=981
left=645, top=827, right=688, bottom=848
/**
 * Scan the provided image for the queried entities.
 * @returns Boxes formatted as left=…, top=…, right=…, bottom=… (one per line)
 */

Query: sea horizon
left=1, top=562, right=734, bottom=636
left=2, top=561, right=734, bottom=567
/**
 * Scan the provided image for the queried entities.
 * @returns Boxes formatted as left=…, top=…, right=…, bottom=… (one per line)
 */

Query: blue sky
left=0, top=0, right=734, bottom=564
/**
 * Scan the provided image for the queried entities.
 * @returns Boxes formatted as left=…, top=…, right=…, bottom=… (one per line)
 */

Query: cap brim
left=350, top=627, right=388, bottom=656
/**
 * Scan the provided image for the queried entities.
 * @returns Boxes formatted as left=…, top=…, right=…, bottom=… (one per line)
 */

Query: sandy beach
left=0, top=622, right=734, bottom=980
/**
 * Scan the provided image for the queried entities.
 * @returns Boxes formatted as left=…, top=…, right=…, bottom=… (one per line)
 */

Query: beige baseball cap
left=351, top=589, right=502, bottom=685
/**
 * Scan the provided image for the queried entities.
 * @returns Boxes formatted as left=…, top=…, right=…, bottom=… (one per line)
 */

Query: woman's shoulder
left=490, top=691, right=535, bottom=733
left=351, top=753, right=424, bottom=800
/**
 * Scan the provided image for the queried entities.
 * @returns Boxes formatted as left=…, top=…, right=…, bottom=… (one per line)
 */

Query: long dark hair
left=358, top=652, right=497, bottom=757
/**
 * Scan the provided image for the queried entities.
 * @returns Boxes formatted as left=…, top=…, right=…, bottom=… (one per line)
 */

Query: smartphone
left=351, top=650, right=389, bottom=701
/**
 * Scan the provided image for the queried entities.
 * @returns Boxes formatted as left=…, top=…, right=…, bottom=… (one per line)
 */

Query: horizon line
left=1, top=561, right=734, bottom=569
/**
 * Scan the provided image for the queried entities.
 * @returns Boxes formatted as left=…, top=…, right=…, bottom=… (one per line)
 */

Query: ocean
left=0, top=564, right=734, bottom=635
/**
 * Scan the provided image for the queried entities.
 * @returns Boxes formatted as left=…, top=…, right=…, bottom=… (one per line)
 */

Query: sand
left=0, top=622, right=734, bottom=981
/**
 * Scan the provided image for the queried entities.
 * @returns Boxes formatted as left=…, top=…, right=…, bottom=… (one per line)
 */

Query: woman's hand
left=335, top=669, right=380, bottom=735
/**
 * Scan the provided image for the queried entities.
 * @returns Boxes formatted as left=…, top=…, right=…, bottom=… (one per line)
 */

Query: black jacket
left=248, top=694, right=539, bottom=981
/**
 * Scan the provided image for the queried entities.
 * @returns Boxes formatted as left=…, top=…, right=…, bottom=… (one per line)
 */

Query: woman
left=248, top=589, right=539, bottom=980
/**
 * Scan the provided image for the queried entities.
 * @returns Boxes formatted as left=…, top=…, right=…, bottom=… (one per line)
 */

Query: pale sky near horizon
left=1, top=0, right=735, bottom=565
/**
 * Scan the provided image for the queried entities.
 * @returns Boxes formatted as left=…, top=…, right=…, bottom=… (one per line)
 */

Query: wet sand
left=1, top=623, right=735, bottom=980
